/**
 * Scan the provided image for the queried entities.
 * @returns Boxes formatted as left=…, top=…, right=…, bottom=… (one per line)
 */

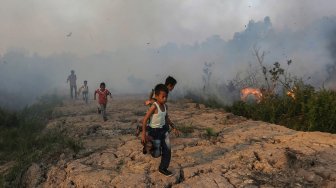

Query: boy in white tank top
left=136, top=76, right=177, bottom=136
left=141, top=84, right=177, bottom=176
left=78, top=80, right=89, bottom=104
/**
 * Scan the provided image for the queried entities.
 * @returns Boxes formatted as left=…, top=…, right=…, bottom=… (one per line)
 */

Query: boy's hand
left=172, top=128, right=181, bottom=136
left=141, top=133, right=146, bottom=145
left=144, top=100, right=151, bottom=106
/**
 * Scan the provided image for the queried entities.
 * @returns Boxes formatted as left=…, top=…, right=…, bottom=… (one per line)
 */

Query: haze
left=1, top=0, right=336, bottom=108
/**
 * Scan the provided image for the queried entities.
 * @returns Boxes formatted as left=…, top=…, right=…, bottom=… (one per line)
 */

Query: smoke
left=0, top=13, right=336, bottom=108
left=325, top=22, right=336, bottom=89
left=2, top=1, right=336, bottom=55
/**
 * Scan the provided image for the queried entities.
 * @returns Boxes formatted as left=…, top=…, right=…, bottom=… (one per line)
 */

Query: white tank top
left=149, top=102, right=166, bottom=128
left=82, top=85, right=88, bottom=92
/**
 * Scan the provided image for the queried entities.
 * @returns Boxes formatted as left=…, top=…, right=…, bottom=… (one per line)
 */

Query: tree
left=202, top=62, right=214, bottom=91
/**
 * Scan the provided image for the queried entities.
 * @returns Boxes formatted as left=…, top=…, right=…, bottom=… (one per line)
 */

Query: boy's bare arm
left=145, top=98, right=156, bottom=106
left=166, top=114, right=175, bottom=129
left=141, top=105, right=156, bottom=143
left=78, top=86, right=83, bottom=93
left=93, top=91, right=97, bottom=100
left=145, top=90, right=155, bottom=105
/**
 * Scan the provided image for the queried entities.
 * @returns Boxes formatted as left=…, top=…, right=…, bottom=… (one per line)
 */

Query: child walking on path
left=94, top=82, right=112, bottom=121
left=78, top=80, right=89, bottom=104
left=141, top=84, right=178, bottom=177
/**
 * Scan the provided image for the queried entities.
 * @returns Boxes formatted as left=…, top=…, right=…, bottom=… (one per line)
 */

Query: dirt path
left=23, top=96, right=336, bottom=187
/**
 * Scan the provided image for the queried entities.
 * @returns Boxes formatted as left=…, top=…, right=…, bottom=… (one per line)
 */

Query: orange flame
left=287, top=90, right=295, bottom=99
left=240, top=88, right=263, bottom=103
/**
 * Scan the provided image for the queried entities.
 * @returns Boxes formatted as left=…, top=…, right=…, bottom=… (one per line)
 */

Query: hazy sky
left=1, top=0, right=336, bottom=108
left=1, top=0, right=336, bottom=56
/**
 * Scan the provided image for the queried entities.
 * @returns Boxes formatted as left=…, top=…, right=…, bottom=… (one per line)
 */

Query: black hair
left=100, top=82, right=105, bottom=87
left=165, top=76, right=177, bottom=86
left=84, top=80, right=87, bottom=83
left=154, top=84, right=169, bottom=96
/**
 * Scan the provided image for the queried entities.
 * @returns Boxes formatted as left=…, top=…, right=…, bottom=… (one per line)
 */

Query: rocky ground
left=22, top=96, right=336, bottom=188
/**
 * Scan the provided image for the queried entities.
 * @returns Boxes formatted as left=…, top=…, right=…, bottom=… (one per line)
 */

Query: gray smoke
left=325, top=23, right=336, bottom=89
left=1, top=14, right=336, bottom=108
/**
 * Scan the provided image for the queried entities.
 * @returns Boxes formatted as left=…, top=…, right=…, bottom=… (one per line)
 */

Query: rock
left=195, top=103, right=200, bottom=109
left=176, top=173, right=234, bottom=188
left=330, top=173, right=336, bottom=180
left=307, top=173, right=323, bottom=183
left=21, top=163, right=42, bottom=188
left=313, top=166, right=331, bottom=179
left=253, top=161, right=274, bottom=173
left=31, top=96, right=336, bottom=188
left=60, top=153, right=66, bottom=160
left=297, top=169, right=322, bottom=183
left=324, top=181, right=336, bottom=187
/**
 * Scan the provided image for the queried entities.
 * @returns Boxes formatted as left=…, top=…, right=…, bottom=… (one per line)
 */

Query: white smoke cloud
left=1, top=1, right=336, bottom=108
left=1, top=0, right=336, bottom=55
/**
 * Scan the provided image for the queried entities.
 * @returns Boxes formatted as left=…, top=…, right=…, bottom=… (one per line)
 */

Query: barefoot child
left=141, top=84, right=178, bottom=176
left=94, top=82, right=112, bottom=121
left=78, top=80, right=89, bottom=104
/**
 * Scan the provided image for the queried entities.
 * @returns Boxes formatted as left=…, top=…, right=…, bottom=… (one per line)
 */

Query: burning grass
left=189, top=50, right=336, bottom=133
left=241, top=87, right=263, bottom=103
left=228, top=83, right=336, bottom=133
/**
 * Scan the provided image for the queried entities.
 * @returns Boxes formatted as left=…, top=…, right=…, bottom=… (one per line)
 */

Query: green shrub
left=306, top=89, right=336, bottom=132
left=205, top=128, right=218, bottom=137
left=178, top=123, right=195, bottom=136
left=184, top=91, right=225, bottom=109
left=0, top=94, right=81, bottom=187
left=0, top=176, right=3, bottom=187
left=227, top=83, right=336, bottom=133
left=202, top=96, right=224, bottom=109
left=3, top=130, right=82, bottom=187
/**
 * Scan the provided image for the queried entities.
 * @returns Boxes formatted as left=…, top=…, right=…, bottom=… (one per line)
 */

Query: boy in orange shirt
left=94, top=82, right=112, bottom=121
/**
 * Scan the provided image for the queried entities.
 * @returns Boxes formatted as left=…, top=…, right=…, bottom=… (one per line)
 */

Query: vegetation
left=227, top=81, right=336, bottom=133
left=0, top=95, right=82, bottom=187
left=177, top=122, right=195, bottom=137
left=189, top=48, right=336, bottom=134
left=205, top=127, right=218, bottom=138
left=194, top=80, right=336, bottom=134
left=227, top=48, right=336, bottom=133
